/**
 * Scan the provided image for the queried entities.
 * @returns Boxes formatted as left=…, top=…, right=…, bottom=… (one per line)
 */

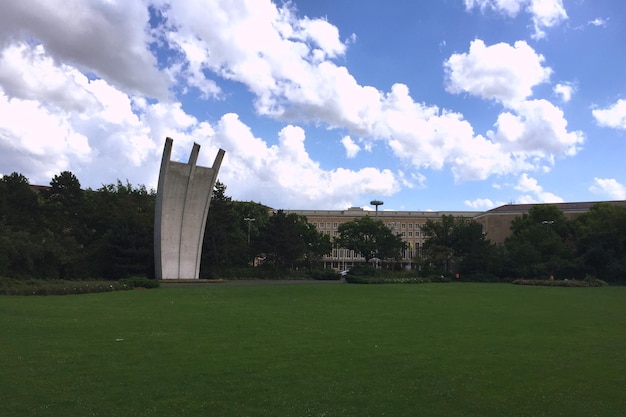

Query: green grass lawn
left=1, top=283, right=625, bottom=417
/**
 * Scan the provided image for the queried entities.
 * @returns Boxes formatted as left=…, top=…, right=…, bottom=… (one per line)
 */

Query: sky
left=1, top=0, right=625, bottom=211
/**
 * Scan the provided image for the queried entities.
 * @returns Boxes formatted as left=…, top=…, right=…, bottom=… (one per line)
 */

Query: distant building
left=285, top=200, right=626, bottom=270
left=284, top=206, right=478, bottom=270
left=473, top=200, right=626, bottom=244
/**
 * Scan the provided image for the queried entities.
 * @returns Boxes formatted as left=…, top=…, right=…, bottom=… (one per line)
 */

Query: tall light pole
left=370, top=200, right=383, bottom=220
left=244, top=217, right=255, bottom=245
left=542, top=220, right=554, bottom=279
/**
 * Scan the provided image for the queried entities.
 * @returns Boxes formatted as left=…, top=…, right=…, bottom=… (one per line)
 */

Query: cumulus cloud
left=514, top=173, right=563, bottom=203
left=488, top=99, right=583, bottom=157
left=208, top=114, right=400, bottom=209
left=592, top=99, right=626, bottom=130
left=589, top=178, right=626, bottom=200
left=0, top=0, right=589, bottom=209
left=553, top=82, right=574, bottom=102
left=464, top=0, right=567, bottom=39
left=444, top=39, right=552, bottom=109
left=464, top=198, right=498, bottom=209
left=0, top=0, right=169, bottom=98
left=341, top=136, right=361, bottom=158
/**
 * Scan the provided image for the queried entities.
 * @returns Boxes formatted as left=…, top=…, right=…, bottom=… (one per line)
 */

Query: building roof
left=477, top=200, right=626, bottom=217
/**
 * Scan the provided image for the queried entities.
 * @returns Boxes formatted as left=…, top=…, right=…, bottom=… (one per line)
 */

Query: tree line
left=0, top=172, right=331, bottom=280
left=416, top=203, right=626, bottom=284
left=2, top=171, right=625, bottom=283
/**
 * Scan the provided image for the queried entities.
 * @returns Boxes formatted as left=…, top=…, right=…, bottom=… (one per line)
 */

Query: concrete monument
left=154, top=137, right=225, bottom=279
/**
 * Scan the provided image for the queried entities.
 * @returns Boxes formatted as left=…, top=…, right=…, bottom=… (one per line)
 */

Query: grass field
left=1, top=282, right=625, bottom=417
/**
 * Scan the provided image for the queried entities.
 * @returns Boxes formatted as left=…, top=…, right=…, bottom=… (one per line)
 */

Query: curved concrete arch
left=154, top=138, right=225, bottom=279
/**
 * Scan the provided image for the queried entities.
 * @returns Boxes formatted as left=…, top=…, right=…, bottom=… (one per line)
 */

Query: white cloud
left=588, top=17, right=608, bottom=27
left=527, top=0, right=568, bottom=39
left=488, top=99, right=584, bottom=157
left=464, top=0, right=524, bottom=16
left=592, top=99, right=626, bottom=130
left=464, top=198, right=497, bottom=209
left=341, top=135, right=361, bottom=158
left=589, top=178, right=626, bottom=200
left=0, top=0, right=590, bottom=209
left=205, top=114, right=401, bottom=209
left=464, top=0, right=567, bottom=39
left=553, top=82, right=574, bottom=102
left=444, top=39, right=552, bottom=109
left=514, top=173, right=563, bottom=203
left=0, top=0, right=169, bottom=98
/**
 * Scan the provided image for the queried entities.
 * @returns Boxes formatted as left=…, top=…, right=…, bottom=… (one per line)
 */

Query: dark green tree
left=503, top=205, right=575, bottom=279
left=336, top=216, right=405, bottom=264
left=573, top=203, right=626, bottom=284
left=254, top=210, right=330, bottom=270
left=85, top=180, right=155, bottom=279
left=421, top=215, right=496, bottom=276
left=201, top=181, right=250, bottom=275
left=42, top=171, right=89, bottom=278
left=0, top=173, right=48, bottom=278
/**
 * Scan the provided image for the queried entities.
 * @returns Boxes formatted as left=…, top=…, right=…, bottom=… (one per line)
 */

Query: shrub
left=346, top=264, right=377, bottom=276
left=0, top=278, right=133, bottom=296
left=345, top=275, right=447, bottom=285
left=512, top=278, right=608, bottom=287
left=309, top=269, right=341, bottom=281
left=119, top=277, right=160, bottom=289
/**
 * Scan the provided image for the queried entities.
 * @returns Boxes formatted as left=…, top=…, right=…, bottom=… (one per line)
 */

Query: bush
left=119, top=277, right=160, bottom=289
left=512, top=278, right=608, bottom=287
left=345, top=274, right=446, bottom=285
left=346, top=264, right=377, bottom=276
left=0, top=278, right=133, bottom=296
left=309, top=269, right=341, bottom=281
left=461, top=273, right=504, bottom=283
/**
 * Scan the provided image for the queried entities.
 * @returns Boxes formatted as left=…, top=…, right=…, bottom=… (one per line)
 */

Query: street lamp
left=244, top=217, right=255, bottom=245
left=542, top=220, right=554, bottom=279
left=370, top=200, right=383, bottom=220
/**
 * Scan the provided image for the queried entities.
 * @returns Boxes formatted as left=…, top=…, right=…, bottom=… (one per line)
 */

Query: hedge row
left=0, top=277, right=159, bottom=296
left=512, top=278, right=608, bottom=287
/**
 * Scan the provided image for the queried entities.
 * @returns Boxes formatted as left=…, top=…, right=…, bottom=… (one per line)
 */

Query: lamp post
left=368, top=200, right=383, bottom=268
left=542, top=220, right=554, bottom=279
left=244, top=217, right=255, bottom=245
left=370, top=200, right=383, bottom=220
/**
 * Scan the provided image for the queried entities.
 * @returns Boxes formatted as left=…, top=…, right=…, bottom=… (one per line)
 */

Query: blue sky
left=1, top=0, right=625, bottom=211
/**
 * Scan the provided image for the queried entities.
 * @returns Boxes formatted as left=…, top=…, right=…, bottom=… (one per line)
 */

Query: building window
left=401, top=223, right=406, bottom=229
left=408, top=231, right=413, bottom=237
left=326, top=222, right=331, bottom=228
left=333, top=222, right=338, bottom=228
left=319, top=222, right=324, bottom=228
left=415, top=232, right=420, bottom=237
left=408, top=223, right=413, bottom=229
left=415, top=224, right=421, bottom=229
left=333, top=230, right=338, bottom=236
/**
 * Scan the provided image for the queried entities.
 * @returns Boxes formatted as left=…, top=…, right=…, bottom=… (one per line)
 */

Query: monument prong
left=154, top=138, right=225, bottom=279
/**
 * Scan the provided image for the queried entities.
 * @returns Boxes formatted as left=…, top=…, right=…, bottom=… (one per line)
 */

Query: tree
left=421, top=215, right=497, bottom=277
left=85, top=180, right=155, bottom=279
left=200, top=181, right=272, bottom=275
left=42, top=171, right=89, bottom=278
left=503, top=205, right=576, bottom=279
left=573, top=203, right=626, bottom=284
left=0, top=173, right=48, bottom=278
left=254, top=210, right=330, bottom=270
left=336, top=216, right=405, bottom=264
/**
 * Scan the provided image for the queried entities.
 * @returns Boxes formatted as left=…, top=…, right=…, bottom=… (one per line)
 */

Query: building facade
left=286, top=200, right=626, bottom=270
left=284, top=207, right=478, bottom=270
